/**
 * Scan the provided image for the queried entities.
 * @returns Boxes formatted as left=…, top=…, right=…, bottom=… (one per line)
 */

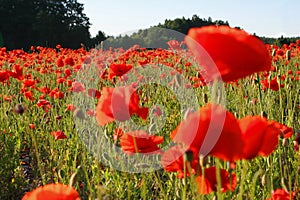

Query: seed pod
left=286, top=50, right=291, bottom=61
left=148, top=123, right=156, bottom=133
left=184, top=150, right=194, bottom=162
left=261, top=174, right=267, bottom=186
left=174, top=73, right=182, bottom=87
left=13, top=104, right=25, bottom=114
left=73, top=108, right=85, bottom=120
left=271, top=49, right=276, bottom=57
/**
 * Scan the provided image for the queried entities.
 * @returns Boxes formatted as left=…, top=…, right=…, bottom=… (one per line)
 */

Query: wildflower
left=185, top=25, right=271, bottom=82
left=171, top=104, right=244, bottom=162
left=266, top=188, right=295, bottom=200
left=51, top=131, right=67, bottom=140
left=108, top=63, right=133, bottom=80
left=120, top=129, right=163, bottom=154
left=36, top=99, right=52, bottom=113
left=195, top=167, right=237, bottom=194
left=22, top=183, right=80, bottom=200
left=96, top=86, right=148, bottom=126
left=161, top=145, right=199, bottom=178
left=239, top=116, right=280, bottom=159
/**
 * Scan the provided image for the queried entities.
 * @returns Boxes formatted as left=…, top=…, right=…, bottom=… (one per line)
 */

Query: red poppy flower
left=56, top=57, right=65, bottom=67
left=113, top=128, right=124, bottom=141
left=29, top=124, right=35, bottom=129
left=261, top=77, right=281, bottom=91
left=71, top=81, right=85, bottom=93
left=23, top=91, right=35, bottom=101
left=161, top=145, right=199, bottom=178
left=54, top=91, right=64, bottom=99
left=167, top=40, right=181, bottom=50
left=0, top=70, right=10, bottom=83
left=64, top=68, right=72, bottom=77
left=39, top=86, right=51, bottom=94
left=51, top=131, right=67, bottom=140
left=239, top=116, right=280, bottom=159
left=66, top=104, right=76, bottom=112
left=36, top=99, right=52, bottom=113
left=108, top=63, right=133, bottom=80
left=87, top=88, right=101, bottom=98
left=185, top=26, right=271, bottom=82
left=120, top=130, right=163, bottom=154
left=22, top=183, right=80, bottom=200
left=266, top=188, right=295, bottom=200
left=22, top=79, right=36, bottom=88
left=195, top=166, right=237, bottom=194
left=3, top=95, right=13, bottom=102
left=152, top=106, right=162, bottom=117
left=64, top=57, right=75, bottom=66
left=56, top=77, right=65, bottom=84
left=272, top=122, right=294, bottom=139
left=96, top=86, right=149, bottom=126
left=86, top=109, right=96, bottom=117
left=171, top=104, right=244, bottom=161
left=11, top=64, right=23, bottom=80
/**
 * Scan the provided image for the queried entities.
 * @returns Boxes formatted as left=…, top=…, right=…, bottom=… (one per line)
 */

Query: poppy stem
left=256, top=74, right=264, bottom=116
left=215, top=159, right=223, bottom=200
left=211, top=79, right=225, bottom=105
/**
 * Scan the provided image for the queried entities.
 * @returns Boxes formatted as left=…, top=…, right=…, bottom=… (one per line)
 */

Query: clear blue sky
left=77, top=0, right=300, bottom=38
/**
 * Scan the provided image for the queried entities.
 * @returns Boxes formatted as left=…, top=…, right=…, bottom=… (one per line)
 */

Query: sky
left=77, top=0, right=300, bottom=38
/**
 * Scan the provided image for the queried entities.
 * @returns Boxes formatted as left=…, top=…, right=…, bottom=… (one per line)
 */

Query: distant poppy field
left=0, top=26, right=299, bottom=199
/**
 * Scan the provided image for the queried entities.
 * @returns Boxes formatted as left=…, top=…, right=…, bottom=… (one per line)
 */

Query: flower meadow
left=0, top=26, right=300, bottom=200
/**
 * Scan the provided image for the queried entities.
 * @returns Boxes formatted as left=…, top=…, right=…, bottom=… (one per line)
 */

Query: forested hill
left=104, top=15, right=300, bottom=49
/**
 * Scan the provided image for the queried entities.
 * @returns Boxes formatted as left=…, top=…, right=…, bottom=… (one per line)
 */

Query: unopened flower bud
left=73, top=108, right=85, bottom=119
left=13, top=104, right=25, bottom=114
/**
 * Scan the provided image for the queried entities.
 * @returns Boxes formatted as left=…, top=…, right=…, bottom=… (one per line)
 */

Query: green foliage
left=259, top=35, right=300, bottom=47
left=0, top=0, right=95, bottom=49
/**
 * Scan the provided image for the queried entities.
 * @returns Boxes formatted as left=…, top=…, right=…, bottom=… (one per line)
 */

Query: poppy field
left=0, top=26, right=300, bottom=199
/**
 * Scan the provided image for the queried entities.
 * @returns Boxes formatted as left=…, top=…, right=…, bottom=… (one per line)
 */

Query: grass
left=0, top=45, right=299, bottom=199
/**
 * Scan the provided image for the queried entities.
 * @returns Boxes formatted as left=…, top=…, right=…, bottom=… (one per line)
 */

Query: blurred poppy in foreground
left=171, top=104, right=244, bottom=162
left=271, top=122, right=294, bottom=139
left=96, top=86, right=149, bottom=126
left=239, top=116, right=280, bottom=159
left=22, top=183, right=80, bottom=200
left=266, top=188, right=295, bottom=200
left=161, top=145, right=199, bottom=178
left=185, top=25, right=271, bottom=82
left=195, top=166, right=237, bottom=194
left=120, top=129, right=163, bottom=154
left=171, top=103, right=281, bottom=161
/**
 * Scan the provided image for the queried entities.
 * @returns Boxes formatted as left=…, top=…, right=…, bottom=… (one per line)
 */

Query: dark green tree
left=0, top=0, right=92, bottom=49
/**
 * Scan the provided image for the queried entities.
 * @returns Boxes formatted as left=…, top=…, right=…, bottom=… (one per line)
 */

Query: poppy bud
left=271, top=49, right=276, bottom=57
left=282, top=138, right=288, bottom=147
left=73, top=108, right=85, bottom=120
left=203, top=93, right=208, bottom=103
left=286, top=50, right=291, bottom=61
left=148, top=123, right=156, bottom=133
left=13, top=104, right=25, bottom=114
left=261, top=174, right=267, bottom=186
left=184, top=150, right=194, bottom=162
left=174, top=74, right=182, bottom=87
left=55, top=115, right=63, bottom=120
left=294, top=131, right=300, bottom=151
